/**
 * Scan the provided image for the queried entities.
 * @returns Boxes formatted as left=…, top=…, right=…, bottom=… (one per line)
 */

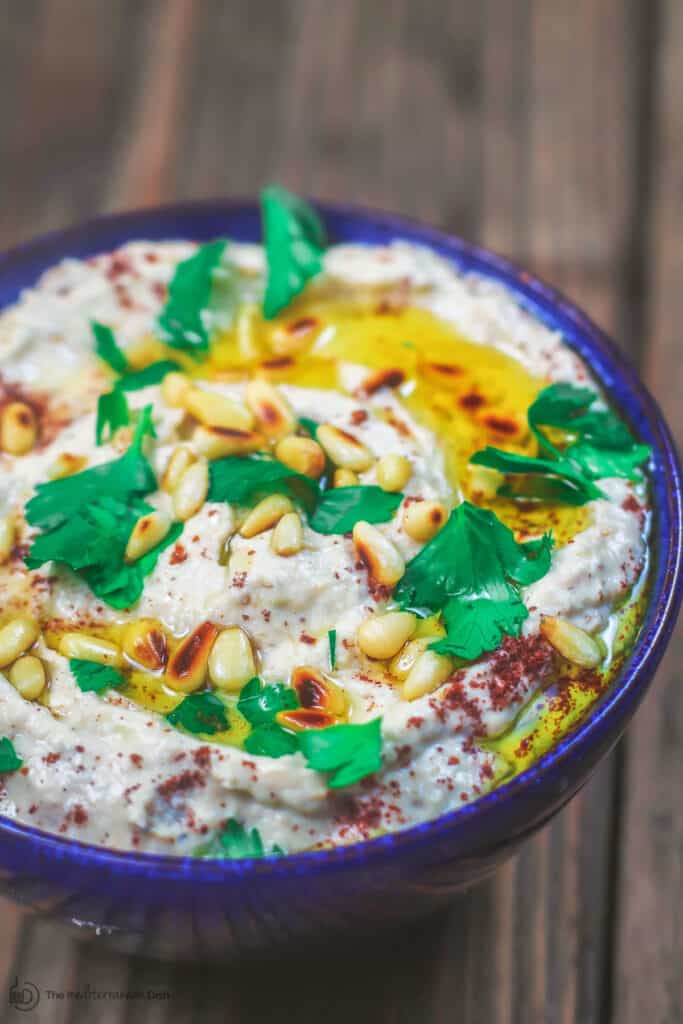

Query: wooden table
left=0, top=2, right=680, bottom=1020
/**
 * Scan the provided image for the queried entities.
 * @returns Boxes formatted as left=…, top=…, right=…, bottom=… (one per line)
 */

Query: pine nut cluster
left=0, top=616, right=47, bottom=701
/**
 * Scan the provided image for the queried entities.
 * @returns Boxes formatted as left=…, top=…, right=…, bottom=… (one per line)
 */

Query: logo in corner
left=8, top=977, right=40, bottom=1012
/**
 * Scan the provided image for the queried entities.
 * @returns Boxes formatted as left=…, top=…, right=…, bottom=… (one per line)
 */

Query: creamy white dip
left=0, top=239, right=647, bottom=855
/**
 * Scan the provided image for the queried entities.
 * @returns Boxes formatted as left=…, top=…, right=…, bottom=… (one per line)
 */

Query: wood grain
left=0, top=1, right=680, bottom=1021
left=614, top=0, right=683, bottom=1020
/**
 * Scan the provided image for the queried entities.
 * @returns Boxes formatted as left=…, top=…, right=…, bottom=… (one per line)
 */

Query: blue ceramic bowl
left=0, top=201, right=680, bottom=959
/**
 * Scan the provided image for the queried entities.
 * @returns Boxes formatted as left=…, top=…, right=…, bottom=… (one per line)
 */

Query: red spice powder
left=170, top=543, right=188, bottom=565
left=157, top=769, right=206, bottom=801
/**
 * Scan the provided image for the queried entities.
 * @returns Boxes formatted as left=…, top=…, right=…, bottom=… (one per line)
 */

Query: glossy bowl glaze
left=0, top=201, right=680, bottom=959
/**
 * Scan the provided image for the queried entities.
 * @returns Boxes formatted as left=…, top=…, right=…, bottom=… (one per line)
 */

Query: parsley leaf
left=328, top=629, right=337, bottom=670
left=310, top=486, right=403, bottom=534
left=96, top=388, right=129, bottom=445
left=92, top=320, right=129, bottom=374
left=244, top=723, right=300, bottom=758
left=261, top=186, right=327, bottom=319
left=166, top=692, right=229, bottom=735
left=394, top=501, right=553, bottom=661
left=26, top=405, right=157, bottom=529
left=470, top=383, right=651, bottom=505
left=0, top=737, right=22, bottom=773
left=193, top=818, right=283, bottom=860
left=470, top=447, right=601, bottom=505
left=238, top=678, right=300, bottom=758
left=27, top=495, right=182, bottom=609
left=27, top=408, right=181, bottom=609
left=528, top=382, right=633, bottom=455
left=237, top=677, right=298, bottom=726
left=70, top=659, right=125, bottom=694
left=117, top=360, right=182, bottom=391
left=299, top=718, right=382, bottom=788
left=84, top=512, right=182, bottom=609
left=157, top=240, right=227, bottom=356
left=208, top=455, right=319, bottom=506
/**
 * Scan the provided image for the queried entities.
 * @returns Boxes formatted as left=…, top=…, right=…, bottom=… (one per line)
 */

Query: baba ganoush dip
left=0, top=189, right=650, bottom=858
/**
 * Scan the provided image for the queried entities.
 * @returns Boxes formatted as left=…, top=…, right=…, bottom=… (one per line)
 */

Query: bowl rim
left=0, top=196, right=680, bottom=880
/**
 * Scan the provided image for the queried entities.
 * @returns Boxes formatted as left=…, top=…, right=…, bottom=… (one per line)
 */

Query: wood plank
left=0, top=1, right=666, bottom=1022
left=613, top=0, right=683, bottom=1020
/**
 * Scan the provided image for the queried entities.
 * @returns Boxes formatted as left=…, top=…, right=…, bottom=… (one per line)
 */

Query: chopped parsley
left=261, top=186, right=327, bottom=319
left=157, top=240, right=227, bottom=356
left=70, top=659, right=125, bottom=694
left=238, top=677, right=299, bottom=758
left=0, top=737, right=23, bottom=773
left=91, top=323, right=180, bottom=444
left=116, top=360, right=182, bottom=392
left=208, top=455, right=318, bottom=506
left=244, top=723, right=300, bottom=758
left=166, top=692, right=229, bottom=735
left=26, top=407, right=181, bottom=609
left=299, top=718, right=382, bottom=788
left=96, top=387, right=129, bottom=445
left=328, top=629, right=337, bottom=670
left=26, top=405, right=156, bottom=527
left=237, top=677, right=298, bottom=725
left=471, top=382, right=651, bottom=505
left=92, top=320, right=128, bottom=373
left=395, top=501, right=553, bottom=662
left=310, top=485, right=403, bottom=534
left=193, top=818, right=283, bottom=860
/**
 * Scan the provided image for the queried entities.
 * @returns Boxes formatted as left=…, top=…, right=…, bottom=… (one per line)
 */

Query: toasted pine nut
left=48, top=453, right=87, bottom=480
left=352, top=521, right=405, bottom=587
left=192, top=424, right=264, bottom=460
left=0, top=616, right=40, bottom=668
left=208, top=626, right=256, bottom=693
left=291, top=665, right=348, bottom=717
left=357, top=611, right=417, bottom=660
left=125, top=334, right=167, bottom=368
left=317, top=424, right=374, bottom=472
left=0, top=402, right=37, bottom=455
left=270, top=511, right=303, bottom=556
left=469, top=465, right=504, bottom=500
left=540, top=616, right=603, bottom=668
left=0, top=516, right=14, bottom=564
left=236, top=303, right=266, bottom=362
left=402, top=650, right=453, bottom=700
left=160, top=371, right=192, bottom=407
left=8, top=655, right=46, bottom=700
left=59, top=632, right=121, bottom=667
left=240, top=494, right=293, bottom=538
left=276, top=708, right=339, bottom=731
left=275, top=435, right=325, bottom=479
left=402, top=500, right=447, bottom=543
left=333, top=468, right=359, bottom=488
left=245, top=379, right=297, bottom=438
left=122, top=619, right=168, bottom=671
left=166, top=622, right=219, bottom=693
left=389, top=637, right=429, bottom=680
left=184, top=386, right=254, bottom=431
left=161, top=445, right=196, bottom=493
left=376, top=454, right=412, bottom=493
left=173, top=459, right=209, bottom=521
left=124, top=510, right=172, bottom=563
